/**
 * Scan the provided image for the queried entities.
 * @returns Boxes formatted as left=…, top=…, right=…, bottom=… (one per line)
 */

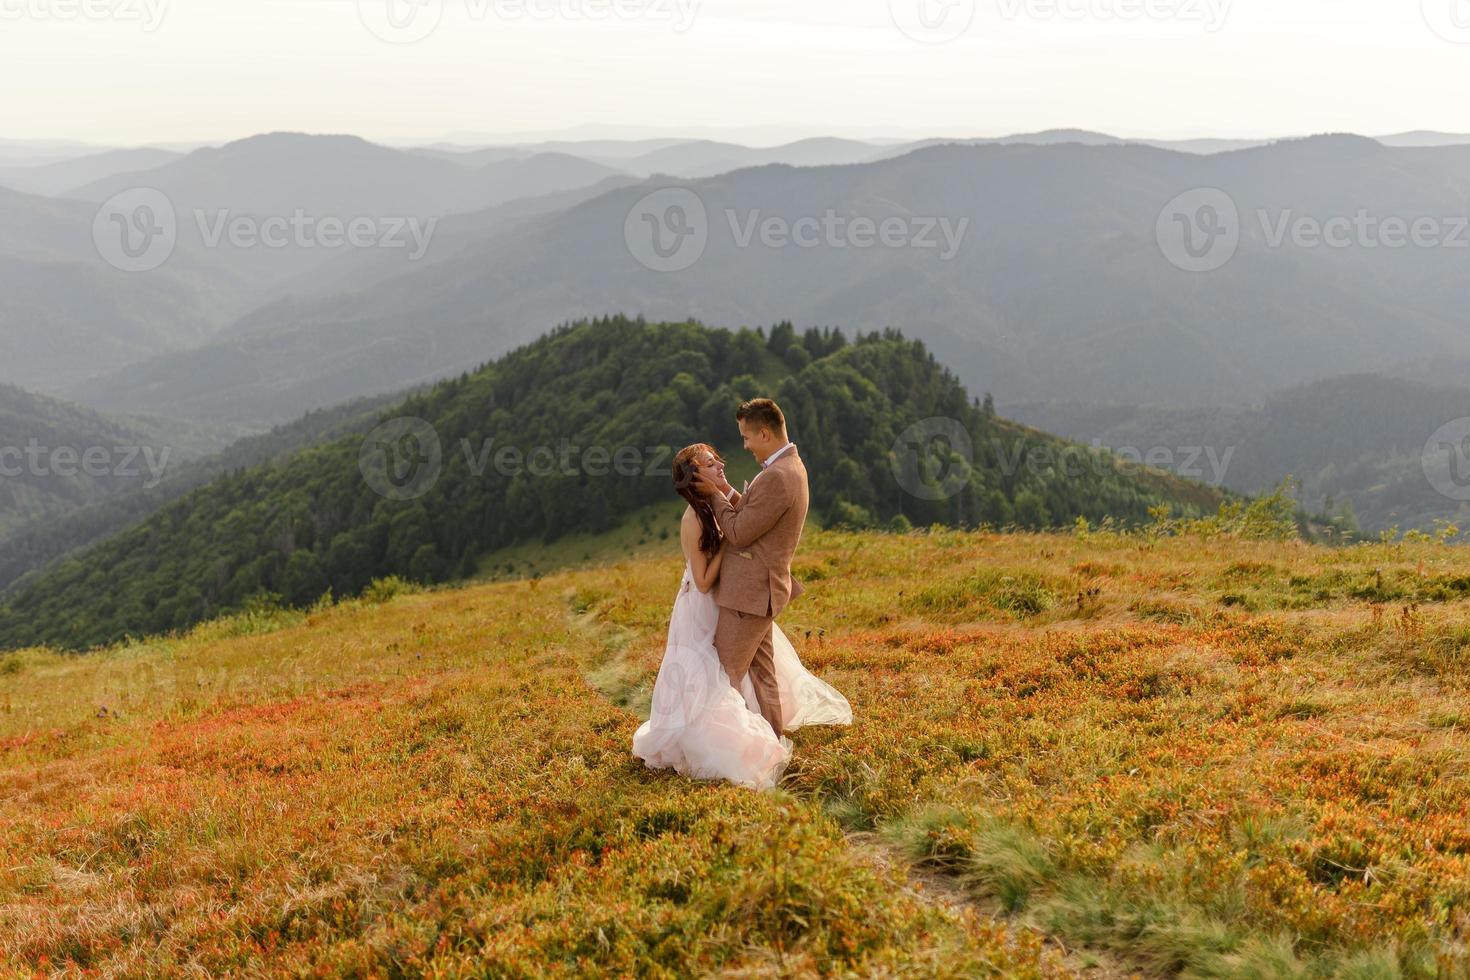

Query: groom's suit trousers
left=714, top=607, right=783, bottom=737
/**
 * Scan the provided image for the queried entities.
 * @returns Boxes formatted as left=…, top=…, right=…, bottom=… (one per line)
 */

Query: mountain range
left=9, top=128, right=1469, bottom=189
left=0, top=382, right=238, bottom=539
left=0, top=186, right=256, bottom=391
left=50, top=134, right=1470, bottom=426
left=1007, top=373, right=1470, bottom=535
left=8, top=127, right=1470, bottom=540
left=0, top=147, right=182, bottom=196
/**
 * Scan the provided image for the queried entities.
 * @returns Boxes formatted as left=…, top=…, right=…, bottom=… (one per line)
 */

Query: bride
left=632, top=443, right=851, bottom=790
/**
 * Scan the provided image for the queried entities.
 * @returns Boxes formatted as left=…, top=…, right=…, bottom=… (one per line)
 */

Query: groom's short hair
left=736, top=398, right=786, bottom=438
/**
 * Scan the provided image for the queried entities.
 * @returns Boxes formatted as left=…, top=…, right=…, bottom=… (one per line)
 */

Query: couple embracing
left=632, top=398, right=852, bottom=789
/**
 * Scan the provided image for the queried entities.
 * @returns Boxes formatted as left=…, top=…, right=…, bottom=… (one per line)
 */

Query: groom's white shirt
left=761, top=442, right=796, bottom=470
left=723, top=441, right=796, bottom=500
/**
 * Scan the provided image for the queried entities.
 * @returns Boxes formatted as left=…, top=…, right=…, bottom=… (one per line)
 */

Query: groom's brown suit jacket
left=710, top=446, right=809, bottom=618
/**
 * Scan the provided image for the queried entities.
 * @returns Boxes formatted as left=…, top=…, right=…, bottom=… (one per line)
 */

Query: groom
left=693, top=398, right=809, bottom=738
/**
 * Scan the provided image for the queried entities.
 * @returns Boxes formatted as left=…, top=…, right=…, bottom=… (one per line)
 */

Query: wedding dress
left=632, top=562, right=852, bottom=789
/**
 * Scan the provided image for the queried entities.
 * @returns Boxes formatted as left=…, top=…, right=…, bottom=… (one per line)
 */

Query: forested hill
left=0, top=386, right=418, bottom=596
left=0, top=317, right=1222, bottom=651
left=0, top=382, right=238, bottom=538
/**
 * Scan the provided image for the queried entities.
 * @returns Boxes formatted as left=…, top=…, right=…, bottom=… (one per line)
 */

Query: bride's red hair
left=673, top=443, right=724, bottom=557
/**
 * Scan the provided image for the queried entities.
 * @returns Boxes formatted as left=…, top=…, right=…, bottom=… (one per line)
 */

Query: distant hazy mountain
left=514, top=137, right=694, bottom=161
left=1007, top=373, right=1470, bottom=534
left=1139, top=138, right=1272, bottom=154
left=1376, top=131, right=1470, bottom=148
left=68, top=135, right=1470, bottom=423
left=69, top=132, right=624, bottom=216
left=0, top=387, right=412, bottom=597
left=889, top=129, right=1123, bottom=154
left=0, top=382, right=238, bottom=539
left=619, top=138, right=892, bottom=177
left=64, top=133, right=626, bottom=286
left=413, top=138, right=691, bottom=167
left=0, top=147, right=181, bottom=196
left=882, top=130, right=1276, bottom=157
left=0, top=138, right=112, bottom=168
left=258, top=173, right=644, bottom=306
left=410, top=130, right=1286, bottom=175
left=471, top=152, right=629, bottom=207
left=407, top=145, right=533, bottom=167
left=0, top=186, right=256, bottom=391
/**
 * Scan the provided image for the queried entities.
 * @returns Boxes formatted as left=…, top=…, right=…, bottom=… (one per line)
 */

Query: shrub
left=361, top=576, right=421, bottom=605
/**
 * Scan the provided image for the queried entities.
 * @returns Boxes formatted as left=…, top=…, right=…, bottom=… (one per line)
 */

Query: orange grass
left=3, top=527, right=1470, bottom=976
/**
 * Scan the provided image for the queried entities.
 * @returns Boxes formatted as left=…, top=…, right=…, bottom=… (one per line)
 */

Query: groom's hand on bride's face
left=692, top=469, right=724, bottom=498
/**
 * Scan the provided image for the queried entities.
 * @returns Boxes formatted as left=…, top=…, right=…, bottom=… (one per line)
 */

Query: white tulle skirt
left=632, top=564, right=852, bottom=790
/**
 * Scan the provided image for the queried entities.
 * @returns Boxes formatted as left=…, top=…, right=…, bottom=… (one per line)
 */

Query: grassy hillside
left=3, top=527, right=1469, bottom=974
left=0, top=317, right=1222, bottom=652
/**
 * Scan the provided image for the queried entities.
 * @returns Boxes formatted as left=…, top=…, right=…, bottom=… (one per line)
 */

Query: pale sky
left=1, top=0, right=1466, bottom=146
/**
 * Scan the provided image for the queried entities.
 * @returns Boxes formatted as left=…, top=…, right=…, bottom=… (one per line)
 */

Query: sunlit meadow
left=3, top=524, right=1469, bottom=976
